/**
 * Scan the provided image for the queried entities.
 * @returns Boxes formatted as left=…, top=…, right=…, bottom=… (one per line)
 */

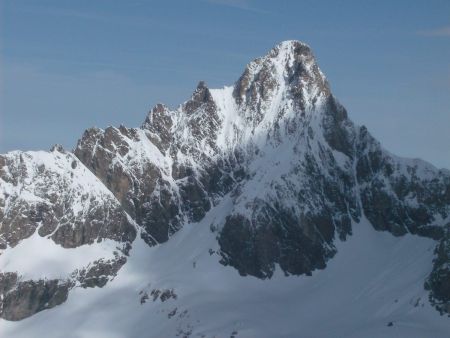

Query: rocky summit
left=1, top=41, right=449, bottom=337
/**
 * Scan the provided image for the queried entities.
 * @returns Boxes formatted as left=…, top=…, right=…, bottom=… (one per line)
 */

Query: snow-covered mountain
left=1, top=40, right=449, bottom=337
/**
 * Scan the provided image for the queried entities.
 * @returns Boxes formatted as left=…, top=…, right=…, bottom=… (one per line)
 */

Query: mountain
left=0, top=40, right=449, bottom=337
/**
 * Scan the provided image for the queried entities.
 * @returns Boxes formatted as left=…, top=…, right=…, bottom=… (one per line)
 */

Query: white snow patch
left=0, top=233, right=119, bottom=280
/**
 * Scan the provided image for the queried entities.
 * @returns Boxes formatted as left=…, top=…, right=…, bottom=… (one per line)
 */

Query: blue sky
left=1, top=0, right=449, bottom=168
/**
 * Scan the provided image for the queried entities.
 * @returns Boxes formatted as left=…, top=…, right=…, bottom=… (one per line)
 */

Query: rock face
left=1, top=40, right=449, bottom=320
left=74, top=256, right=127, bottom=288
left=0, top=149, right=136, bottom=250
left=0, top=149, right=136, bottom=319
left=0, top=272, right=70, bottom=321
left=426, top=232, right=450, bottom=314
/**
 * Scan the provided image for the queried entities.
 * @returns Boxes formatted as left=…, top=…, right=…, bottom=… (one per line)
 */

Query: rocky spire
left=183, top=81, right=216, bottom=115
left=233, top=40, right=330, bottom=111
left=141, top=103, right=173, bottom=153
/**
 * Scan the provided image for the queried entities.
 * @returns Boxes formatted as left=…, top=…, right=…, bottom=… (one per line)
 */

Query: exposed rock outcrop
left=0, top=272, right=70, bottom=321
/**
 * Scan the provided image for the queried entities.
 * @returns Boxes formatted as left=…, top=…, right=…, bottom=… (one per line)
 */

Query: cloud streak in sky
left=16, top=5, right=154, bottom=27
left=418, top=26, right=450, bottom=37
left=204, top=0, right=267, bottom=14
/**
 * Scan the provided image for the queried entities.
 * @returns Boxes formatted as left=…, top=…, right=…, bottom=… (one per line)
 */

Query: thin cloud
left=16, top=4, right=156, bottom=28
left=418, top=26, right=450, bottom=37
left=203, top=0, right=268, bottom=14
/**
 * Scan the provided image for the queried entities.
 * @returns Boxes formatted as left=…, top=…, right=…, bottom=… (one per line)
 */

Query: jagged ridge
left=0, top=41, right=449, bottom=321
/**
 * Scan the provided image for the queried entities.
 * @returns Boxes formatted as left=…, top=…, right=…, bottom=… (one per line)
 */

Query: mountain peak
left=192, top=81, right=212, bottom=101
left=271, top=40, right=312, bottom=57
left=196, top=80, right=208, bottom=90
left=253, top=40, right=314, bottom=72
left=142, top=103, right=170, bottom=128
left=183, top=81, right=215, bottom=115
left=233, top=39, right=329, bottom=113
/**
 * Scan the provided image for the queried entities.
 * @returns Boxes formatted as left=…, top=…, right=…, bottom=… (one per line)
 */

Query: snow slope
left=0, top=233, right=119, bottom=280
left=1, top=194, right=449, bottom=338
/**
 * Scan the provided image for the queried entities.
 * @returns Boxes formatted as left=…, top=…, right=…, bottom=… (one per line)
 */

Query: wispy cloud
left=418, top=26, right=450, bottom=37
left=15, top=4, right=156, bottom=28
left=203, top=0, right=268, bottom=14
